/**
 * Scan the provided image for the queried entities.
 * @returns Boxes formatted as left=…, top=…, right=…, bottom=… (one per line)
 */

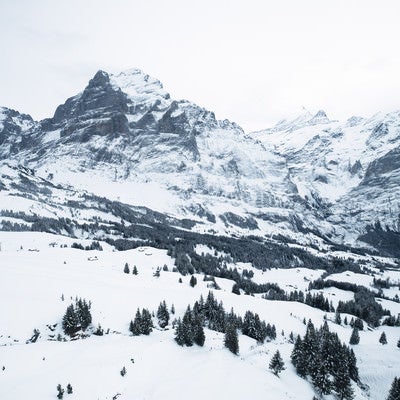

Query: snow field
left=0, top=232, right=399, bottom=399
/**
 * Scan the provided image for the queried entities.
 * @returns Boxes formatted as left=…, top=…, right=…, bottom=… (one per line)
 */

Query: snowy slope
left=1, top=232, right=399, bottom=400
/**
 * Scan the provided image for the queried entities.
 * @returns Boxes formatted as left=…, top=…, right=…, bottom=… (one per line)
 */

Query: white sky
left=0, top=0, right=399, bottom=131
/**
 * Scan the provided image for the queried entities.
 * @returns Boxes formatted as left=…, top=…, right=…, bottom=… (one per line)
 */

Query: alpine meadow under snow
left=1, top=68, right=400, bottom=400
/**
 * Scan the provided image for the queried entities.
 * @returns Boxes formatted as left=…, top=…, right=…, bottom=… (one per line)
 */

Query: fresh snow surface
left=0, top=232, right=399, bottom=399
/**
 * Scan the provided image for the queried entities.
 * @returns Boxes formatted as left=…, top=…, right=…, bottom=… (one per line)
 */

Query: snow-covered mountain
left=0, top=69, right=327, bottom=247
left=252, top=109, right=400, bottom=253
left=1, top=68, right=400, bottom=255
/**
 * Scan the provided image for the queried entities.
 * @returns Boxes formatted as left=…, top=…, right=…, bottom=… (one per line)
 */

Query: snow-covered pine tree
left=62, top=304, right=79, bottom=336
left=130, top=309, right=142, bottom=336
left=348, top=348, right=359, bottom=382
left=140, top=308, right=153, bottom=335
left=174, top=318, right=185, bottom=346
left=75, top=298, right=92, bottom=331
left=181, top=306, right=194, bottom=346
left=157, top=300, right=169, bottom=328
left=332, top=350, right=354, bottom=400
left=269, top=350, right=285, bottom=376
left=224, top=324, right=239, bottom=355
left=193, top=311, right=205, bottom=346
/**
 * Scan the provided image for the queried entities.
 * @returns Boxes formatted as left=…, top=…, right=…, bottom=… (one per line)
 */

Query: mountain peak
left=87, top=70, right=110, bottom=88
left=109, top=68, right=170, bottom=105
left=313, top=109, right=328, bottom=119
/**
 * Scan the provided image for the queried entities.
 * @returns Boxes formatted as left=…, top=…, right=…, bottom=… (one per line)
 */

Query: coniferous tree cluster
left=291, top=320, right=358, bottom=399
left=349, top=317, right=364, bottom=330
left=62, top=298, right=92, bottom=336
left=242, top=310, right=276, bottom=342
left=129, top=308, right=153, bottom=336
left=262, top=288, right=334, bottom=313
left=174, top=305, right=205, bottom=347
left=382, top=314, right=400, bottom=327
left=173, top=292, right=277, bottom=353
left=336, top=289, right=390, bottom=327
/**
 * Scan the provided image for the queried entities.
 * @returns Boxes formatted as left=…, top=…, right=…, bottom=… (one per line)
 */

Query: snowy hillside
left=1, top=232, right=400, bottom=400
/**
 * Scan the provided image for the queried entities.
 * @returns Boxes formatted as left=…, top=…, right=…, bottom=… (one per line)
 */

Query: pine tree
left=193, top=314, right=205, bottom=346
left=124, top=263, right=130, bottom=274
left=120, top=366, right=127, bottom=376
left=140, top=308, right=153, bottom=335
left=333, top=352, right=354, bottom=399
left=348, top=349, right=359, bottom=382
left=66, top=384, right=73, bottom=394
left=303, top=320, right=318, bottom=379
left=75, top=298, right=92, bottom=331
left=174, top=318, right=185, bottom=346
left=397, top=338, right=400, bottom=349
left=224, top=324, right=239, bottom=355
left=189, top=275, right=197, bottom=287
left=181, top=306, right=194, bottom=346
left=132, top=265, right=138, bottom=275
left=130, top=309, right=142, bottom=336
left=313, top=362, right=331, bottom=395
left=387, top=377, right=400, bottom=400
left=380, top=331, right=388, bottom=345
left=354, top=318, right=364, bottom=330
left=157, top=300, right=170, bottom=329
left=56, top=384, right=64, bottom=399
left=349, top=327, right=360, bottom=345
left=335, top=311, right=342, bottom=325
left=62, top=304, right=79, bottom=336
left=171, top=304, right=175, bottom=314
left=269, top=350, right=285, bottom=376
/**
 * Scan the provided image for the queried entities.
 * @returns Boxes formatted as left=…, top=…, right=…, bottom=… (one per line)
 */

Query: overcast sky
left=1, top=0, right=399, bottom=131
